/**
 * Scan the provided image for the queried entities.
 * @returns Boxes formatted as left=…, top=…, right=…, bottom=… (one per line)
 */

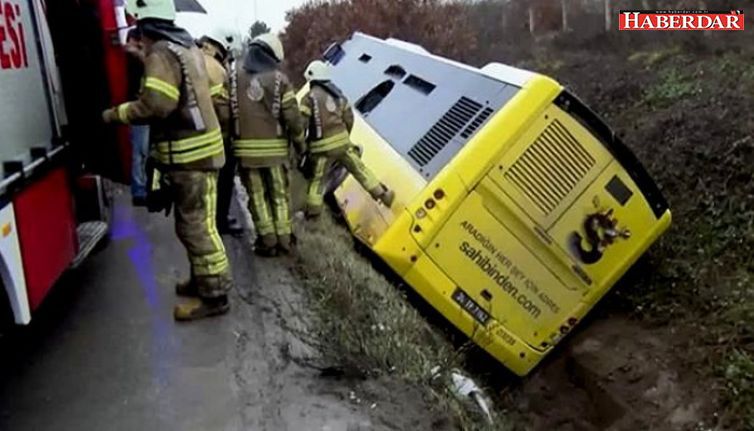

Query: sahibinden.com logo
left=619, top=10, right=745, bottom=31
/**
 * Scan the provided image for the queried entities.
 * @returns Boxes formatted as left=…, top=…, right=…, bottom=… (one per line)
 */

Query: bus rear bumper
left=402, top=251, right=548, bottom=376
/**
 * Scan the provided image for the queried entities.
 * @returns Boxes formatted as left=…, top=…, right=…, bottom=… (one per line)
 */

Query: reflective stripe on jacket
left=113, top=41, right=224, bottom=170
left=232, top=67, right=304, bottom=168
left=300, top=83, right=354, bottom=154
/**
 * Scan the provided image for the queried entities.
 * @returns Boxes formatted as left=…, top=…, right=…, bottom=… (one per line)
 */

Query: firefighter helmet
left=304, top=60, right=331, bottom=82
left=251, top=33, right=285, bottom=62
left=203, top=26, right=235, bottom=53
left=126, top=0, right=177, bottom=22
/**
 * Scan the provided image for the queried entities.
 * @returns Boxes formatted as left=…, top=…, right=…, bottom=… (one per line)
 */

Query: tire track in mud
left=225, top=235, right=286, bottom=431
left=223, top=189, right=374, bottom=431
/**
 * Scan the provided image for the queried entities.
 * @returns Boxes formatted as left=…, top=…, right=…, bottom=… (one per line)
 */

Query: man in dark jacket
left=125, top=28, right=149, bottom=206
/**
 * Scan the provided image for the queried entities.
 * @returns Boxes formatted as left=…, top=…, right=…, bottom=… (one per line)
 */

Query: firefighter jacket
left=111, top=40, right=224, bottom=170
left=232, top=66, right=305, bottom=168
left=300, top=82, right=354, bottom=154
left=204, top=53, right=230, bottom=138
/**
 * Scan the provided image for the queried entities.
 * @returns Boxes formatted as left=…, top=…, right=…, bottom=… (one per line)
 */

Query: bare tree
left=501, top=0, right=507, bottom=31
left=249, top=20, right=271, bottom=39
left=529, top=4, right=536, bottom=34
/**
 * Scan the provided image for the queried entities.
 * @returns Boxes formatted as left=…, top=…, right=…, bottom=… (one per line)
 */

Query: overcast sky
left=176, top=0, right=309, bottom=40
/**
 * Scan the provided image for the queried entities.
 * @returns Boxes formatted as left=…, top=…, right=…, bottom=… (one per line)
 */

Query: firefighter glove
left=102, top=108, right=118, bottom=124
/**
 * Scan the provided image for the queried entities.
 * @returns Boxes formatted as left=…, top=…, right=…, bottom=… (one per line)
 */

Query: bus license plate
left=452, top=288, right=490, bottom=326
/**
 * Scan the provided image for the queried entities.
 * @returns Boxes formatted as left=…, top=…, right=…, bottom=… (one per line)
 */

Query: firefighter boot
left=254, top=234, right=278, bottom=257
left=174, top=295, right=230, bottom=322
left=305, top=205, right=322, bottom=220
left=175, top=278, right=198, bottom=297
left=380, top=187, right=395, bottom=208
left=370, top=184, right=395, bottom=208
left=277, top=234, right=296, bottom=256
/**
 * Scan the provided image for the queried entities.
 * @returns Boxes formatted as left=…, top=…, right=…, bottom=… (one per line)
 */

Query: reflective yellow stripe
left=156, top=129, right=223, bottom=153
left=144, top=77, right=180, bottom=101
left=233, top=138, right=289, bottom=158
left=156, top=142, right=223, bottom=164
left=282, top=91, right=296, bottom=104
left=210, top=84, right=225, bottom=97
left=191, top=259, right=229, bottom=275
left=117, top=103, right=131, bottom=124
left=155, top=131, right=224, bottom=164
left=192, top=250, right=227, bottom=265
left=233, top=138, right=288, bottom=149
left=300, top=105, right=312, bottom=116
left=234, top=149, right=288, bottom=158
left=202, top=174, right=227, bottom=276
left=310, top=131, right=350, bottom=153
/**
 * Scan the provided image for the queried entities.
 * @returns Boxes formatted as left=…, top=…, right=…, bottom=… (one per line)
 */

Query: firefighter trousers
left=240, top=165, right=291, bottom=246
left=168, top=170, right=232, bottom=298
left=306, top=146, right=381, bottom=215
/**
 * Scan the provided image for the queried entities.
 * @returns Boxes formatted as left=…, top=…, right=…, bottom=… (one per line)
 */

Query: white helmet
left=204, top=26, right=235, bottom=53
left=126, top=0, right=176, bottom=22
left=251, top=33, right=284, bottom=62
left=304, top=60, right=331, bottom=82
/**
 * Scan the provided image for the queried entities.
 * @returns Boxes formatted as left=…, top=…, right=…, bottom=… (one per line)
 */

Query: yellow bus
left=314, top=33, right=671, bottom=376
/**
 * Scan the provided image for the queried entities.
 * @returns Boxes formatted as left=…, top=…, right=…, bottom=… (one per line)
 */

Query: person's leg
left=240, top=167, right=278, bottom=255
left=268, top=165, right=293, bottom=253
left=216, top=138, right=242, bottom=235
left=130, top=125, right=149, bottom=204
left=305, top=154, right=331, bottom=218
left=169, top=170, right=233, bottom=321
left=337, top=146, right=395, bottom=207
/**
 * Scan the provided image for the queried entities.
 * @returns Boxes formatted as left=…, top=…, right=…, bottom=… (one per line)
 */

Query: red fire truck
left=0, top=0, right=130, bottom=326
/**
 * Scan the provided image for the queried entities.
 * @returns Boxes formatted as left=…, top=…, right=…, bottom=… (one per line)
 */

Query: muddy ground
left=235, top=183, right=460, bottom=430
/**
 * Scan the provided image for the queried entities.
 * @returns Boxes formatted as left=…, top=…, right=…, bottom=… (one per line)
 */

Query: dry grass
left=292, top=212, right=513, bottom=430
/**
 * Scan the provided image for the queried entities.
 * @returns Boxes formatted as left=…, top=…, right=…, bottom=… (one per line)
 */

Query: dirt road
left=0, top=190, right=377, bottom=431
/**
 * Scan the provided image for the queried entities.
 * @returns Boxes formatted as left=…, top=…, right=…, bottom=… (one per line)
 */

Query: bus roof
left=325, top=32, right=526, bottom=180
left=377, top=33, right=538, bottom=87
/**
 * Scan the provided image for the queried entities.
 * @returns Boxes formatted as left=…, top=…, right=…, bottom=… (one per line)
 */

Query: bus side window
left=403, top=75, right=435, bottom=95
left=385, top=65, right=406, bottom=79
left=355, top=80, right=395, bottom=115
left=323, top=43, right=345, bottom=65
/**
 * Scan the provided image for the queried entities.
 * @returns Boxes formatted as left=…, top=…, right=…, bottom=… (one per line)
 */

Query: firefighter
left=102, top=0, right=233, bottom=321
left=198, top=28, right=243, bottom=236
left=300, top=60, right=394, bottom=219
left=231, top=33, right=305, bottom=256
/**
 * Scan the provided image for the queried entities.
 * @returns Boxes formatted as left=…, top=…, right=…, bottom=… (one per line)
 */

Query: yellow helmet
left=251, top=33, right=284, bottom=62
left=304, top=60, right=331, bottom=82
left=126, top=0, right=177, bottom=22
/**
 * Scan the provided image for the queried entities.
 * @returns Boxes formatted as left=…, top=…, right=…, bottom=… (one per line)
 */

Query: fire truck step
left=72, top=221, right=109, bottom=269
